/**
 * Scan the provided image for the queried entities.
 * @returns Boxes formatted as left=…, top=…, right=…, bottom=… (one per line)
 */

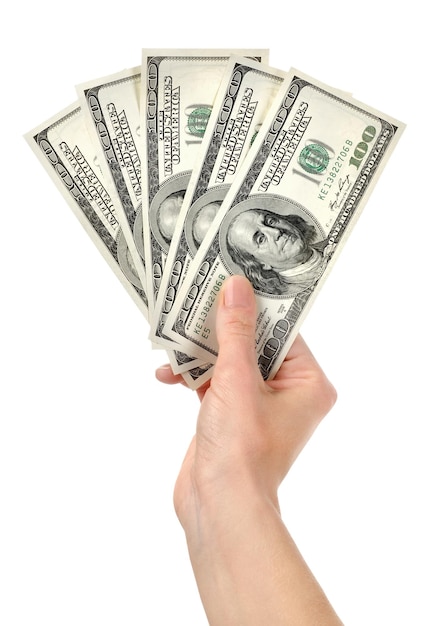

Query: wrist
left=180, top=479, right=343, bottom=626
left=181, top=487, right=299, bottom=626
left=182, top=469, right=281, bottom=552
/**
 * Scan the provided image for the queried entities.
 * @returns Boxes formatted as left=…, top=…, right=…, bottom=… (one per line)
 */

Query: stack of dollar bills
left=25, top=49, right=405, bottom=389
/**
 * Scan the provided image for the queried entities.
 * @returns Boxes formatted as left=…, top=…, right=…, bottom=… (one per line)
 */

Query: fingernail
left=223, top=275, right=253, bottom=308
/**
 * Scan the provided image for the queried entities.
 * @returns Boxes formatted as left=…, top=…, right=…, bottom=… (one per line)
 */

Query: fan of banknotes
left=25, top=49, right=405, bottom=389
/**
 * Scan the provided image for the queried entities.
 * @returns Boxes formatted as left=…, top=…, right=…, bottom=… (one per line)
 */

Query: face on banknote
left=150, top=55, right=287, bottom=360
left=139, top=49, right=270, bottom=373
left=25, top=52, right=405, bottom=392
left=162, top=69, right=405, bottom=388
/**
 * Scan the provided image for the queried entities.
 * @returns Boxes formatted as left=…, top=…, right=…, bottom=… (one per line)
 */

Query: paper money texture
left=163, top=69, right=405, bottom=387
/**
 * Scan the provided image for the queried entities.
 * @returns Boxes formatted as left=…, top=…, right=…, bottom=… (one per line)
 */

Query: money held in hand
left=25, top=53, right=405, bottom=390
left=162, top=68, right=405, bottom=387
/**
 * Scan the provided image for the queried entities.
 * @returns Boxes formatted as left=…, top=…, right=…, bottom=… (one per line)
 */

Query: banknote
left=24, top=101, right=149, bottom=319
left=139, top=48, right=269, bottom=372
left=76, top=67, right=148, bottom=297
left=140, top=48, right=269, bottom=318
left=75, top=65, right=213, bottom=371
left=150, top=55, right=287, bottom=354
left=163, top=68, right=405, bottom=388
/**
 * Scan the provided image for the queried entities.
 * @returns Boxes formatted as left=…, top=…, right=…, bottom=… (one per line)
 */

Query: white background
left=1, top=2, right=429, bottom=624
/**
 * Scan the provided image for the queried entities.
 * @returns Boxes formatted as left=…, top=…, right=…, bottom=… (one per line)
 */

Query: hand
left=156, top=275, right=336, bottom=518
left=156, top=276, right=342, bottom=625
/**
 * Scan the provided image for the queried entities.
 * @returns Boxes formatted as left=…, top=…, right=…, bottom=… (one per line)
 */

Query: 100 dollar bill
left=76, top=67, right=148, bottom=297
left=25, top=102, right=149, bottom=319
left=163, top=69, right=405, bottom=387
left=140, top=48, right=269, bottom=322
left=151, top=55, right=286, bottom=361
left=139, top=49, right=269, bottom=373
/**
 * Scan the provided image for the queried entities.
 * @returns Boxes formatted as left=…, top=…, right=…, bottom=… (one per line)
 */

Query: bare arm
left=157, top=275, right=343, bottom=625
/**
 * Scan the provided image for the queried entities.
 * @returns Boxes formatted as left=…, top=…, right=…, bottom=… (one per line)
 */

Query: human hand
left=156, top=275, right=341, bottom=625
left=156, top=274, right=336, bottom=524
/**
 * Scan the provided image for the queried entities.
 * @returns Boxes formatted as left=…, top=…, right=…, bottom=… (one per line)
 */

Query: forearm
left=184, top=487, right=343, bottom=626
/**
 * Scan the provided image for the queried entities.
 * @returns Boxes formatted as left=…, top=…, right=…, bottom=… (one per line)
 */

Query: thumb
left=213, top=275, right=261, bottom=387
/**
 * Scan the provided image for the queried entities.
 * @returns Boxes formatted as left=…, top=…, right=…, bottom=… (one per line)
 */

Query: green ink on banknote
left=299, top=143, right=329, bottom=174
left=186, top=107, right=212, bottom=137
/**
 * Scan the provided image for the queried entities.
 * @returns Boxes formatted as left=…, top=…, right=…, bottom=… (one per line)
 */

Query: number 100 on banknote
left=162, top=69, right=405, bottom=384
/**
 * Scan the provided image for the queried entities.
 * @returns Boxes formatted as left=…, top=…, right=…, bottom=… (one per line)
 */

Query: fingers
left=213, top=276, right=262, bottom=389
left=155, top=364, right=210, bottom=404
left=275, top=334, right=322, bottom=379
left=155, top=364, right=186, bottom=386
left=268, top=333, right=337, bottom=418
left=285, top=334, right=320, bottom=364
left=155, top=277, right=259, bottom=391
left=270, top=334, right=327, bottom=383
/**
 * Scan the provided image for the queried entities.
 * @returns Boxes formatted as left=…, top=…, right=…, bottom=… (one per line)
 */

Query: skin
left=156, top=275, right=342, bottom=625
left=227, top=210, right=312, bottom=271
